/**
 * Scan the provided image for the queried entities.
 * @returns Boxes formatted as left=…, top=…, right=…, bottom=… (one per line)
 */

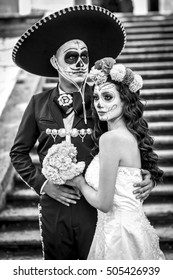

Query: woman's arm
left=74, top=132, right=121, bottom=212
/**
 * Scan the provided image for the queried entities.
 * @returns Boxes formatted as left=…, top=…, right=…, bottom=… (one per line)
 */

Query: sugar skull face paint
left=56, top=39, right=89, bottom=85
left=93, top=82, right=123, bottom=121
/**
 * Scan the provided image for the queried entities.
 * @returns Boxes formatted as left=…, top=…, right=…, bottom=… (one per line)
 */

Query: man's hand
left=133, top=169, right=155, bottom=201
left=43, top=181, right=81, bottom=206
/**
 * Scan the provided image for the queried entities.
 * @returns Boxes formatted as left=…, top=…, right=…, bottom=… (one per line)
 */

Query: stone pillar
left=0, top=0, right=19, bottom=14
left=74, top=0, right=86, bottom=5
left=132, top=0, right=148, bottom=14
left=0, top=0, right=31, bottom=15
left=159, top=0, right=173, bottom=13
left=18, top=0, right=31, bottom=15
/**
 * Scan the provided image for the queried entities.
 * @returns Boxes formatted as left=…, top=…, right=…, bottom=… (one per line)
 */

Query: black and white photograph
left=0, top=0, right=172, bottom=275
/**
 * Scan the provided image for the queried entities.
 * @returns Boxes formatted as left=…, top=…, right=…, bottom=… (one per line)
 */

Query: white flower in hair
left=110, top=64, right=126, bottom=82
left=87, top=66, right=107, bottom=85
left=129, top=73, right=143, bottom=93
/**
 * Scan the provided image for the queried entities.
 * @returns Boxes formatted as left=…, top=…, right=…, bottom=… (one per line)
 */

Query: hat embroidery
left=12, top=5, right=126, bottom=64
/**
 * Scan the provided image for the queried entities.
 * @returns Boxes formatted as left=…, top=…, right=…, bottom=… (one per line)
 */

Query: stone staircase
left=0, top=13, right=173, bottom=260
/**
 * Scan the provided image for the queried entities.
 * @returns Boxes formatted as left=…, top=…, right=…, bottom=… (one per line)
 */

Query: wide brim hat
left=12, top=5, right=126, bottom=77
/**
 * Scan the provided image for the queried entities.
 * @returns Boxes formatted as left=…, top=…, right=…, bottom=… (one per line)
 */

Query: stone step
left=144, top=100, right=173, bottom=110
left=6, top=188, right=39, bottom=207
left=118, top=54, right=173, bottom=62
left=124, top=61, right=173, bottom=70
left=143, top=79, right=173, bottom=88
left=124, top=47, right=173, bottom=55
left=149, top=122, right=173, bottom=135
left=42, top=79, right=173, bottom=92
left=122, top=17, right=173, bottom=25
left=0, top=206, right=39, bottom=231
left=126, top=39, right=173, bottom=47
left=0, top=225, right=172, bottom=254
left=7, top=188, right=38, bottom=201
left=0, top=201, right=172, bottom=224
left=155, top=150, right=173, bottom=165
left=0, top=248, right=42, bottom=260
left=7, top=183, right=173, bottom=206
left=159, top=166, right=173, bottom=184
left=126, top=26, right=173, bottom=34
left=0, top=229, right=41, bottom=248
left=127, top=33, right=173, bottom=41
left=0, top=249, right=172, bottom=260
left=143, top=202, right=173, bottom=222
left=150, top=184, right=173, bottom=196
left=0, top=206, right=38, bottom=222
left=144, top=110, right=173, bottom=121
left=0, top=13, right=44, bottom=38
left=161, top=166, right=173, bottom=178
left=45, top=70, right=173, bottom=80
left=154, top=135, right=173, bottom=149
left=141, top=88, right=173, bottom=99
left=137, top=70, right=173, bottom=79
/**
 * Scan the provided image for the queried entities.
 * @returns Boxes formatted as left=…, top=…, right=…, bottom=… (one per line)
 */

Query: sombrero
left=12, top=5, right=126, bottom=77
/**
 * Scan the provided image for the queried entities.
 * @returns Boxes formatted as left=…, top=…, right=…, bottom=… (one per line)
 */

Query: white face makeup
left=56, top=39, right=89, bottom=85
left=93, top=82, right=123, bottom=122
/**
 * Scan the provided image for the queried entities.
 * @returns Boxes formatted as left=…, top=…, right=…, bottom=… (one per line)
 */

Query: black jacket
left=10, top=85, right=95, bottom=195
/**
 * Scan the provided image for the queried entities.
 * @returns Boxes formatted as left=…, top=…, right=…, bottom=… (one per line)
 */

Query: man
left=10, top=5, right=154, bottom=260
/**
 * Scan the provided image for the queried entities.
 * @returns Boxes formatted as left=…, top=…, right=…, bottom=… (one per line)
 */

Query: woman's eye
left=104, top=95, right=113, bottom=101
left=93, top=95, right=99, bottom=101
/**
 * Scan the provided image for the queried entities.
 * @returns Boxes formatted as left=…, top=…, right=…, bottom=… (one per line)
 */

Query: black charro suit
left=10, top=85, right=97, bottom=259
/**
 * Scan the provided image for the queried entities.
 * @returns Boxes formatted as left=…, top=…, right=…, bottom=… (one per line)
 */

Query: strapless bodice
left=85, top=154, right=143, bottom=211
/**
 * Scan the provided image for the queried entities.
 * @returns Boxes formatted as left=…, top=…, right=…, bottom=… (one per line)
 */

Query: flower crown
left=87, top=57, right=143, bottom=93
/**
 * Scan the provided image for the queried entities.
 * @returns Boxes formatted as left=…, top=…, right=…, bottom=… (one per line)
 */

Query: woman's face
left=93, top=82, right=123, bottom=122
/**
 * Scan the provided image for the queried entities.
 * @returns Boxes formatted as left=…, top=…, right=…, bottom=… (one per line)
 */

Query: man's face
left=56, top=39, right=89, bottom=85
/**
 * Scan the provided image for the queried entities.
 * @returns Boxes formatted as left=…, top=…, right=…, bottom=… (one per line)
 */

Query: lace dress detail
left=85, top=154, right=165, bottom=260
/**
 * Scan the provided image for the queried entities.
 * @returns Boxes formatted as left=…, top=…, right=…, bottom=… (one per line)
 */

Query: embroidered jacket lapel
left=49, top=84, right=92, bottom=128
left=48, top=87, right=64, bottom=128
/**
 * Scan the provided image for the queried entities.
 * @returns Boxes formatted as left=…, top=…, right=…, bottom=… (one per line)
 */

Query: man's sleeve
left=10, top=96, right=46, bottom=195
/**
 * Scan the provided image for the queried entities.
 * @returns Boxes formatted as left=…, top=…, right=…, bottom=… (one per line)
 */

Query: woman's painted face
left=56, top=39, right=89, bottom=84
left=93, top=82, right=123, bottom=121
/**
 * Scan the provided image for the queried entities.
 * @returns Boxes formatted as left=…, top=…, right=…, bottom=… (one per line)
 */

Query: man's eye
left=69, top=56, right=75, bottom=60
left=81, top=52, right=89, bottom=64
left=65, top=52, right=78, bottom=64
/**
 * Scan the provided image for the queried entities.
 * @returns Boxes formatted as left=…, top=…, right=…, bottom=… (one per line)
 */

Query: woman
left=69, top=58, right=165, bottom=260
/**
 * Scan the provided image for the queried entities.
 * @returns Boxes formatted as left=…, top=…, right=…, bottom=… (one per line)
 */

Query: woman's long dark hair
left=91, top=80, right=163, bottom=183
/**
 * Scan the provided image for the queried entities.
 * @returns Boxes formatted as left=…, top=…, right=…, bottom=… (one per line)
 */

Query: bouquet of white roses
left=42, top=141, right=85, bottom=185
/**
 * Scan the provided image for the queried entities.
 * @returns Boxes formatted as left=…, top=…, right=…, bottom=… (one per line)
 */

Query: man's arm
left=133, top=169, right=155, bottom=201
left=10, top=96, right=82, bottom=204
left=42, top=181, right=81, bottom=206
left=10, top=96, right=47, bottom=194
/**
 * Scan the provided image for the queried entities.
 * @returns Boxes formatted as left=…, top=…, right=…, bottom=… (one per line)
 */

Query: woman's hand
left=66, top=174, right=86, bottom=191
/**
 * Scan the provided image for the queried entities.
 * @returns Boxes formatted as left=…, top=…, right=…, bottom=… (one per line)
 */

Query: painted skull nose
left=97, top=101, right=103, bottom=109
left=76, top=58, right=84, bottom=68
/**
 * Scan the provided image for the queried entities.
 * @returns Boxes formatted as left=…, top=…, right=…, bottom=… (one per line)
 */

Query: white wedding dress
left=85, top=154, right=165, bottom=260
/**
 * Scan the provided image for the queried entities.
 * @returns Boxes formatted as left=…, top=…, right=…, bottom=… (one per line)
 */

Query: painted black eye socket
left=102, top=92, right=114, bottom=101
left=81, top=51, right=89, bottom=64
left=65, top=51, right=89, bottom=65
left=93, top=94, right=99, bottom=101
left=65, top=52, right=79, bottom=64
